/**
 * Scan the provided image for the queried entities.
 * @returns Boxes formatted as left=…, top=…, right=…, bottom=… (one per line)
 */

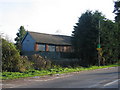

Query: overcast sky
left=0, top=0, right=116, bottom=42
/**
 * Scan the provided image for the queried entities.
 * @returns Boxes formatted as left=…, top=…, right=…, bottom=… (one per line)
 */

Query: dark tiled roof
left=29, top=31, right=72, bottom=45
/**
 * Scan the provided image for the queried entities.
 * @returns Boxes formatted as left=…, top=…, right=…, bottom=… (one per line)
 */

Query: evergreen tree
left=113, top=0, right=120, bottom=22
left=72, top=10, right=105, bottom=66
left=100, top=20, right=118, bottom=64
left=72, top=10, right=119, bottom=66
left=15, top=26, right=26, bottom=51
left=113, top=0, right=120, bottom=61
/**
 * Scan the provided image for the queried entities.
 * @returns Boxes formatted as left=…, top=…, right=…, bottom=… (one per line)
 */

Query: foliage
left=113, top=0, right=120, bottom=22
left=19, top=56, right=33, bottom=72
left=100, top=20, right=119, bottom=64
left=0, top=36, right=2, bottom=73
left=15, top=26, right=26, bottom=51
left=113, top=0, right=120, bottom=62
left=28, top=54, right=52, bottom=70
left=2, top=38, right=32, bottom=72
left=72, top=10, right=119, bottom=66
left=1, top=64, right=118, bottom=80
left=72, top=10, right=105, bottom=66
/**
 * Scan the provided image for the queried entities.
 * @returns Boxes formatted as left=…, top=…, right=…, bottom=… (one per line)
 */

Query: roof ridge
left=28, top=31, right=71, bottom=37
left=23, top=31, right=71, bottom=45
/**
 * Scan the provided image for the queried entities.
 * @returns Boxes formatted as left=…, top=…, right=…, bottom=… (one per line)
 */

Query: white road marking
left=103, top=79, right=120, bottom=87
left=89, top=79, right=119, bottom=88
left=88, top=84, right=99, bottom=88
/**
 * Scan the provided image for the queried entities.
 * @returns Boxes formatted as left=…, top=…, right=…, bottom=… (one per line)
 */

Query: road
left=2, top=67, right=119, bottom=89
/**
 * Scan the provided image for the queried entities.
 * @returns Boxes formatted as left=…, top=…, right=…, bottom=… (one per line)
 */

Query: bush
left=28, top=54, right=52, bottom=70
left=2, top=39, right=32, bottom=72
left=19, top=56, right=33, bottom=72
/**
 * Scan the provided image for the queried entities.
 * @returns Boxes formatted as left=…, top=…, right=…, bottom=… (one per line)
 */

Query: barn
left=21, top=31, right=74, bottom=59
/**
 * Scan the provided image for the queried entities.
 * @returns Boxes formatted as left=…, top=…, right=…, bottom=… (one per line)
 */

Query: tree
left=2, top=38, right=32, bottom=72
left=113, top=0, right=120, bottom=62
left=100, top=20, right=118, bottom=64
left=72, top=10, right=119, bottom=66
left=72, top=10, right=105, bottom=66
left=113, top=0, right=120, bottom=22
left=0, top=34, right=2, bottom=72
left=2, top=38, right=21, bottom=71
left=15, top=26, right=26, bottom=51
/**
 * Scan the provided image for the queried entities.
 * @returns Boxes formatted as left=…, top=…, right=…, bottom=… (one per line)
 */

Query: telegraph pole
left=98, top=20, right=100, bottom=48
left=97, top=20, right=102, bottom=66
left=0, top=33, right=3, bottom=73
left=98, top=20, right=101, bottom=66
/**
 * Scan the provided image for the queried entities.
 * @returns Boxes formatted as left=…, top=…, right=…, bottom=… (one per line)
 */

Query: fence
left=22, top=51, right=79, bottom=66
left=22, top=51, right=75, bottom=59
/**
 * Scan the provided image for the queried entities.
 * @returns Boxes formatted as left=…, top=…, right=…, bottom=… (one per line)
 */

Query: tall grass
left=1, top=64, right=118, bottom=80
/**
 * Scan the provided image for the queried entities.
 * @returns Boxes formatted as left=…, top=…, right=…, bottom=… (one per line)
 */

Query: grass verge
left=0, top=64, right=119, bottom=80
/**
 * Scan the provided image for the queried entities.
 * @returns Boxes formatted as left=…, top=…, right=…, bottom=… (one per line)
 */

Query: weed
left=1, top=64, right=118, bottom=80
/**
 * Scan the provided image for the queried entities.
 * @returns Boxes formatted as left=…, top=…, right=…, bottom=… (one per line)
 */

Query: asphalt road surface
left=2, top=67, right=119, bottom=89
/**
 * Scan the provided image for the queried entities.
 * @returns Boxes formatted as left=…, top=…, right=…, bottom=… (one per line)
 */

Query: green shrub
left=28, top=54, right=52, bottom=70
left=2, top=39, right=32, bottom=72
left=19, top=56, right=33, bottom=72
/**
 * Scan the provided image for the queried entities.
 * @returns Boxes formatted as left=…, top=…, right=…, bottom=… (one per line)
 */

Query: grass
left=0, top=64, right=119, bottom=80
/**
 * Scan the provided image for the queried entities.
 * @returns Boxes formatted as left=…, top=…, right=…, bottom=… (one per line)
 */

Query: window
left=38, top=44, right=45, bottom=51
left=48, top=45, right=55, bottom=52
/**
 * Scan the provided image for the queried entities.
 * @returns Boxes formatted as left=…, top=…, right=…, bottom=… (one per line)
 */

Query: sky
left=0, top=0, right=116, bottom=42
